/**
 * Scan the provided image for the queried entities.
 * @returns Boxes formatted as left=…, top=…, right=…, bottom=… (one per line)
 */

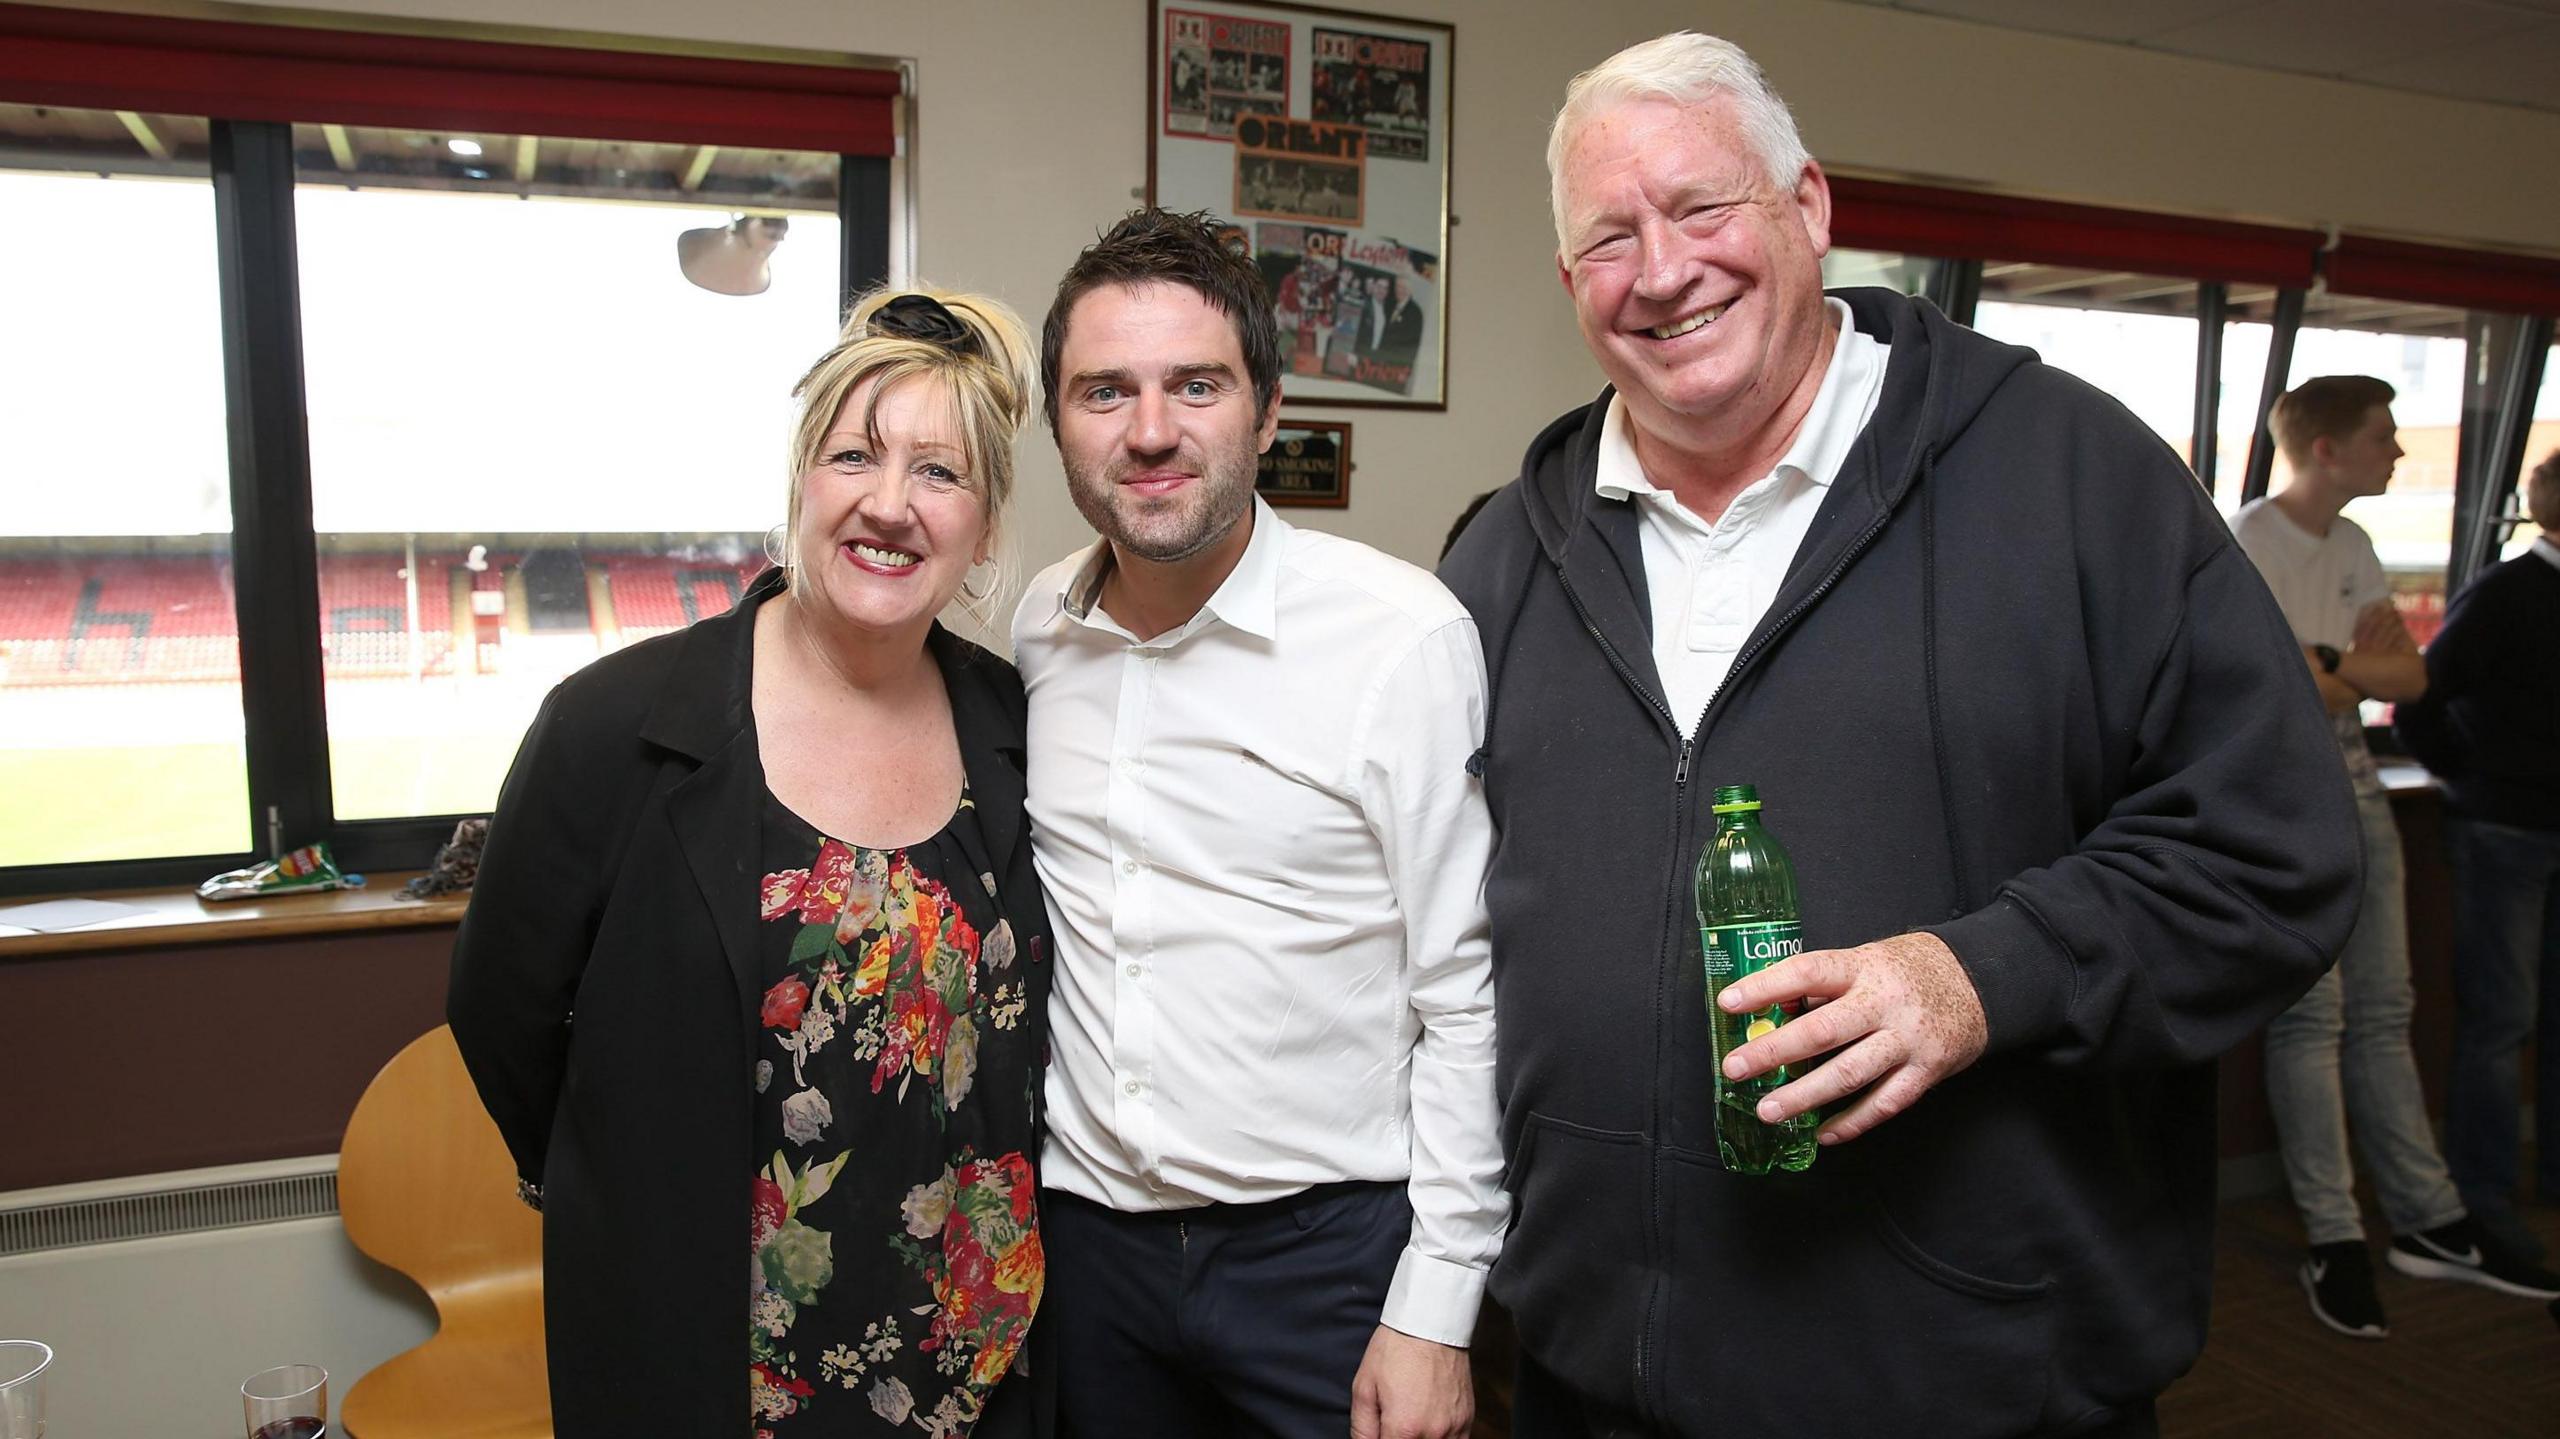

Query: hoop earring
left=763, top=523, right=790, bottom=570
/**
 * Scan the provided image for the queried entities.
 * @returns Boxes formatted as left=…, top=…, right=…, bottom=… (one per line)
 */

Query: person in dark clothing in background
left=1437, top=31, right=2361, bottom=1438
left=2398, top=449, right=2560, bottom=1265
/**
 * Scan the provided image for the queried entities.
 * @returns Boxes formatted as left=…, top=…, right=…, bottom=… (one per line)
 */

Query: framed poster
left=1149, top=0, right=1452, bottom=410
left=1256, top=420, right=1352, bottom=506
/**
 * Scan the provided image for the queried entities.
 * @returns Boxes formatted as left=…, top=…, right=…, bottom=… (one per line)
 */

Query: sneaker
left=2387, top=1218, right=2560, bottom=1300
left=2300, top=1241, right=2389, bottom=1339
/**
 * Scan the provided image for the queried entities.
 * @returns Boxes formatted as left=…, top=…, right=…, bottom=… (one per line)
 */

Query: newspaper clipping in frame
left=1309, top=27, right=1431, bottom=161
left=1163, top=9, right=1291, bottom=140
left=1233, top=114, right=1365, bottom=227
left=1256, top=222, right=1435, bottom=399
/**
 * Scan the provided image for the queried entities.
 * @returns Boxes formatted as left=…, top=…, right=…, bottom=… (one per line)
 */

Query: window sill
left=0, top=872, right=465, bottom=959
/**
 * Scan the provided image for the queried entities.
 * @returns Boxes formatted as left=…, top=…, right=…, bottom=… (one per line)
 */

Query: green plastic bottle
left=1695, top=783, right=1819, bottom=1175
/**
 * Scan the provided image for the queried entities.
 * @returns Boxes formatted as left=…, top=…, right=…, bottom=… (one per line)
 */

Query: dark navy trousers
left=1041, top=1180, right=1409, bottom=1439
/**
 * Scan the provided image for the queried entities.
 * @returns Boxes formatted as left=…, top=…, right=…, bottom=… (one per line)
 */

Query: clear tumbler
left=0, top=1340, right=50, bottom=1439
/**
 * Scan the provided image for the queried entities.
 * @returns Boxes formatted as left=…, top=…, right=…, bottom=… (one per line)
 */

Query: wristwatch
left=2312, top=643, right=2342, bottom=674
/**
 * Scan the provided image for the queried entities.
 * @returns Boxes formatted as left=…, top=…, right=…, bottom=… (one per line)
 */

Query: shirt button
left=1124, top=963, right=1142, bottom=978
left=1124, top=1079, right=1143, bottom=1095
left=1121, top=859, right=1139, bottom=875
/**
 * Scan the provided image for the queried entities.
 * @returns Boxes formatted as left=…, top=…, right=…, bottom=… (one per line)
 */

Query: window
left=1816, top=172, right=2560, bottom=728
left=0, top=107, right=245, bottom=867
left=1972, top=265, right=2201, bottom=461
left=0, top=9, right=897, bottom=893
left=2212, top=303, right=2279, bottom=514
left=291, top=125, right=842, bottom=820
left=1822, top=247, right=1934, bottom=295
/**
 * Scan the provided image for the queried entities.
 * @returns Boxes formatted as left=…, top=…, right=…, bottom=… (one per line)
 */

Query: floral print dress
left=749, top=787, right=1044, bottom=1436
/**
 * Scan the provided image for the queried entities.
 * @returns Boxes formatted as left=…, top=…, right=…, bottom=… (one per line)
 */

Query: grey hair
left=1547, top=31, right=1812, bottom=255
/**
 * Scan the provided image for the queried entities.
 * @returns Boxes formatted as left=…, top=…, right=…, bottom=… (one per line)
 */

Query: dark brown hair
left=1041, top=208, right=1282, bottom=433
left=2270, top=374, right=2396, bottom=467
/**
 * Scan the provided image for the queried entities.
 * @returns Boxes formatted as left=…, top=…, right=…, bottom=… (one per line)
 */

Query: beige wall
left=59, top=0, right=2560, bottom=614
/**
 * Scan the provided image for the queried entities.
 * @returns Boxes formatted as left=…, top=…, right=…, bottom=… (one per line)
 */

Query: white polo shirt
left=1594, top=297, right=1889, bottom=736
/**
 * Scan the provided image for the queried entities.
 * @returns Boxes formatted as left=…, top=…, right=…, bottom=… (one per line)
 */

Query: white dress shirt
left=1011, top=499, right=1506, bottom=1346
left=1595, top=297, right=1889, bottom=736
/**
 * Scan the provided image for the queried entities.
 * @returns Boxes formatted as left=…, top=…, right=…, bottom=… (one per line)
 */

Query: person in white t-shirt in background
left=2232, top=374, right=2560, bottom=1340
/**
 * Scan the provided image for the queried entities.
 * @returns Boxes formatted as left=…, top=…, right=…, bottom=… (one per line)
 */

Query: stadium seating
left=0, top=551, right=766, bottom=685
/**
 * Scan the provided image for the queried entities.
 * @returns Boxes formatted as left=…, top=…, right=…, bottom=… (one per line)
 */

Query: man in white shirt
left=1014, top=207, right=1501, bottom=1439
left=2233, top=376, right=2560, bottom=1340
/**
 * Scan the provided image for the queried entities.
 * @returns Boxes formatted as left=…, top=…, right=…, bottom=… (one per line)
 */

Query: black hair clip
left=872, top=293, right=984, bottom=357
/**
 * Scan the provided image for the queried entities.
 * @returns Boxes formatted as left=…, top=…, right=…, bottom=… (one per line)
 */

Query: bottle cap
left=1710, top=782, right=1760, bottom=814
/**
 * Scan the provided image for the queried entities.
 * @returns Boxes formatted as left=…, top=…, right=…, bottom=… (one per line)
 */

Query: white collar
left=1594, top=297, right=1879, bottom=505
left=1055, top=495, right=1286, bottom=642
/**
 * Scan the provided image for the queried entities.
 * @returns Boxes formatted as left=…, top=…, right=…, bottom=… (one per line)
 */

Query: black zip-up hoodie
left=1437, top=288, right=2360, bottom=1437
left=2394, top=549, right=2560, bottom=831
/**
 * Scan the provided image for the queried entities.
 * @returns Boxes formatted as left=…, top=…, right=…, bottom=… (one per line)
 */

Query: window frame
left=0, top=6, right=898, bottom=897
left=1826, top=174, right=2559, bottom=759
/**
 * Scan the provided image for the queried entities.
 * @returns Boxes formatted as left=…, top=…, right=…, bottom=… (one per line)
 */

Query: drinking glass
left=0, top=1340, right=50, bottom=1439
left=241, top=1363, right=327, bottom=1439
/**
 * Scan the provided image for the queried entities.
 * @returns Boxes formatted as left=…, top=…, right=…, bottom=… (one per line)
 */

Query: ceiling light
left=446, top=138, right=484, bottom=157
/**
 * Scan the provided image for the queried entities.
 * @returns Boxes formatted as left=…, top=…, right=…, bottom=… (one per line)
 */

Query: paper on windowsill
left=0, top=897, right=152, bottom=932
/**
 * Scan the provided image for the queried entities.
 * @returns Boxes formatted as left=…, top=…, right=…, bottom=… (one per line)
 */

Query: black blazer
left=447, top=567, right=1052, bottom=1436
left=1374, top=297, right=1426, bottom=372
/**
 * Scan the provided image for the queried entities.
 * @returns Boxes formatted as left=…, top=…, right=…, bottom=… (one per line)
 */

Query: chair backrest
left=339, top=1024, right=542, bottom=1308
left=337, top=1024, right=550, bottom=1438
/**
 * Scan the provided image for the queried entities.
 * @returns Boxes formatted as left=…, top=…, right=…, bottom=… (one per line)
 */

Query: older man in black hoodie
left=1437, top=31, right=2361, bottom=1439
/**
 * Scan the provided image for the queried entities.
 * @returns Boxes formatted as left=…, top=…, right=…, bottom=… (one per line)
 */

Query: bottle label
left=1702, top=921, right=1802, bottom=982
left=1703, top=920, right=1803, bottom=1075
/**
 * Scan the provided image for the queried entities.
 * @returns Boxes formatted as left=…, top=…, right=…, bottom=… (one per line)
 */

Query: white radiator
left=0, top=1157, right=435, bottom=1438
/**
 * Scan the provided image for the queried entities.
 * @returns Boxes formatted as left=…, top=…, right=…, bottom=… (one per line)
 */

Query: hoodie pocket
left=1490, top=1112, right=1652, bottom=1413
left=1655, top=1144, right=2054, bottom=1437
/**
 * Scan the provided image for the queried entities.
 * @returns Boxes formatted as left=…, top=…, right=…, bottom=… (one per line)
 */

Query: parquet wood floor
left=2159, top=1192, right=2559, bottom=1438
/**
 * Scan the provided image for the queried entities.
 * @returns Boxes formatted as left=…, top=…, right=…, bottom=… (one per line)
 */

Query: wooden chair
left=337, top=1024, right=552, bottom=1438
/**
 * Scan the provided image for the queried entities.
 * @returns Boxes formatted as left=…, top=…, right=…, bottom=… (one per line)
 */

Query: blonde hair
left=784, top=285, right=1038, bottom=589
left=1547, top=31, right=1811, bottom=255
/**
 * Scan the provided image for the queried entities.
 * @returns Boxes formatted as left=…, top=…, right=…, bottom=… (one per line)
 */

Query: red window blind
left=0, top=1, right=899, bottom=155
left=2328, top=235, right=2560, bottom=318
left=1828, top=175, right=2322, bottom=290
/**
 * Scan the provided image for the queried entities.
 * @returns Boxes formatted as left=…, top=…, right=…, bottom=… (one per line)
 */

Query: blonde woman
left=450, top=288, right=1051, bottom=1437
